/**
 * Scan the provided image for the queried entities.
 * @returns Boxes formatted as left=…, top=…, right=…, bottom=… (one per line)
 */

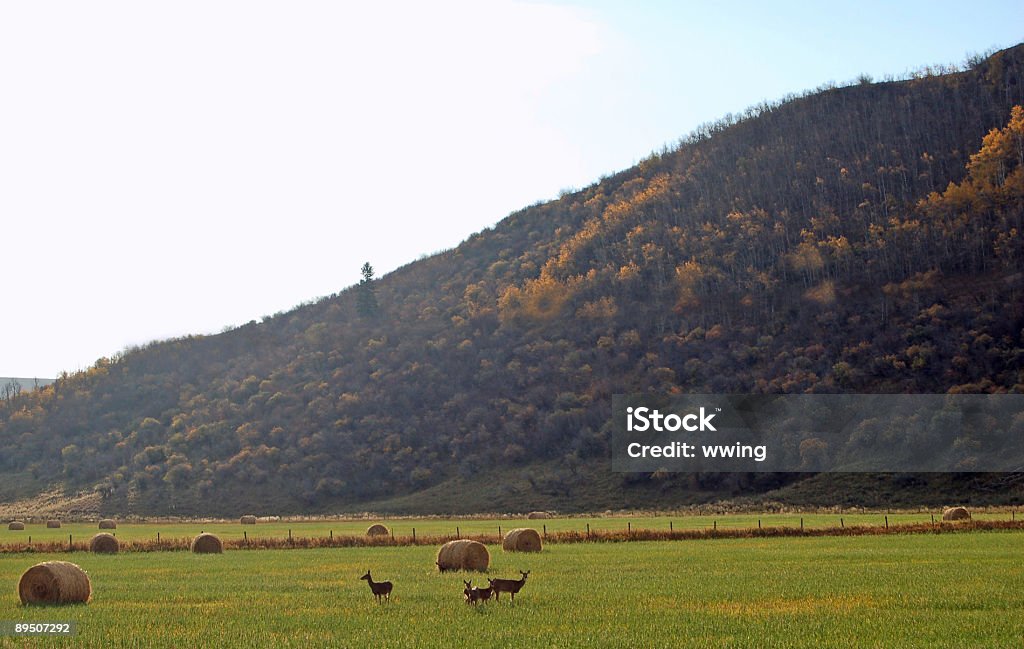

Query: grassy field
left=1, top=529, right=1022, bottom=647
left=2, top=511, right=1021, bottom=548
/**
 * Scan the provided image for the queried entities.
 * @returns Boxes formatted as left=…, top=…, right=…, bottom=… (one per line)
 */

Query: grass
left=1, top=530, right=1022, bottom=647
left=1, top=511, right=1019, bottom=550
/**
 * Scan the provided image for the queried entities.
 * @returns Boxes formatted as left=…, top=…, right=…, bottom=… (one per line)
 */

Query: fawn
left=476, top=582, right=493, bottom=603
left=463, top=580, right=493, bottom=605
left=360, top=570, right=393, bottom=603
left=487, top=570, right=529, bottom=602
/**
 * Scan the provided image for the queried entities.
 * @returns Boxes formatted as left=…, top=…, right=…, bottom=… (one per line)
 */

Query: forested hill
left=2, top=45, right=1023, bottom=516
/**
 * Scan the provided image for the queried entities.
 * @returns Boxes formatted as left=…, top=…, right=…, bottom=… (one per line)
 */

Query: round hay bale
left=46, top=520, right=61, bottom=529
left=942, top=506, right=971, bottom=521
left=18, top=561, right=92, bottom=605
left=527, top=511, right=549, bottom=520
left=502, top=527, right=542, bottom=552
left=190, top=533, right=223, bottom=554
left=89, top=533, right=119, bottom=554
left=366, top=523, right=390, bottom=537
left=98, top=519, right=117, bottom=530
left=436, top=539, right=490, bottom=572
left=8, top=521, right=25, bottom=531
left=239, top=515, right=257, bottom=525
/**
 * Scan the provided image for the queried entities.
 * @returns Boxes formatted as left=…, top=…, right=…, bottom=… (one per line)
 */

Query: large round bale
left=366, top=524, right=390, bottom=537
left=191, top=533, right=223, bottom=554
left=942, top=506, right=971, bottom=521
left=239, top=515, right=257, bottom=525
left=527, top=511, right=549, bottom=520
left=502, top=527, right=542, bottom=552
left=18, top=561, right=92, bottom=605
left=46, top=520, right=61, bottom=529
left=436, top=539, right=490, bottom=572
left=8, top=521, right=25, bottom=530
left=98, top=519, right=117, bottom=530
left=89, top=533, right=119, bottom=554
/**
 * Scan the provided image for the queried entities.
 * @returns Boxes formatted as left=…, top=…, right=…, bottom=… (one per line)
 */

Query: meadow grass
left=1, top=530, right=1022, bottom=647
left=2, top=511, right=1017, bottom=548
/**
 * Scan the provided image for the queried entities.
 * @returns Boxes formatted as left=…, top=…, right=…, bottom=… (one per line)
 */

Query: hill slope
left=2, top=45, right=1023, bottom=516
left=0, top=378, right=53, bottom=395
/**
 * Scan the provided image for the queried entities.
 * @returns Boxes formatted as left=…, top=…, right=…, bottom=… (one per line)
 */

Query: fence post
left=457, top=526, right=460, bottom=539
left=758, top=519, right=761, bottom=530
left=627, top=522, right=631, bottom=534
left=543, top=524, right=546, bottom=539
left=800, top=518, right=804, bottom=531
left=412, top=527, right=416, bottom=542
left=69, top=534, right=73, bottom=552
left=670, top=521, right=673, bottom=532
left=498, top=525, right=502, bottom=539
left=244, top=530, right=248, bottom=546
left=884, top=516, right=888, bottom=530
left=586, top=523, right=590, bottom=538
left=840, top=518, right=844, bottom=528
left=713, top=520, right=717, bottom=531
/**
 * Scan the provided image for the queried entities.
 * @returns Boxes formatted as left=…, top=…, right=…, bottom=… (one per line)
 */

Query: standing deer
left=463, top=580, right=493, bottom=605
left=463, top=580, right=479, bottom=604
left=487, top=570, right=529, bottom=602
left=360, top=570, right=393, bottom=603
left=476, top=582, right=493, bottom=603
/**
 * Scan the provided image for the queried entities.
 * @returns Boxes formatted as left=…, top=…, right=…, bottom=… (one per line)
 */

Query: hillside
left=1, top=45, right=1023, bottom=516
left=0, top=378, right=54, bottom=396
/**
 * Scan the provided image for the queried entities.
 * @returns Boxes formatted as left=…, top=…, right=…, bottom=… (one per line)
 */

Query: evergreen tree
left=357, top=262, right=378, bottom=317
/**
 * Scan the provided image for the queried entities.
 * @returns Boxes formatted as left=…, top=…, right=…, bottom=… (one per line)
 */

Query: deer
left=463, top=580, right=493, bottom=605
left=476, top=582, right=493, bottom=603
left=487, top=570, right=529, bottom=602
left=360, top=570, right=393, bottom=603
left=463, top=580, right=479, bottom=604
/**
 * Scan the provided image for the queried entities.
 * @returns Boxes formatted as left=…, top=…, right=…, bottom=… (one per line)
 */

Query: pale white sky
left=2, top=1, right=1022, bottom=378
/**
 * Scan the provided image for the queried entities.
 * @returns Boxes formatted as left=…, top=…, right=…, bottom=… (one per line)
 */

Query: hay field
left=1, top=532, right=1022, bottom=647
left=1, top=511, right=1015, bottom=549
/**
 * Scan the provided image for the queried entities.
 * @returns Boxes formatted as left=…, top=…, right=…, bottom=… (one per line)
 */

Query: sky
left=2, top=1, right=1022, bottom=378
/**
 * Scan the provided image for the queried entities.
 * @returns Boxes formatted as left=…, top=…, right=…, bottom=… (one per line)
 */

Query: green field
left=1, top=529, right=1022, bottom=647
left=3, top=511, right=1019, bottom=547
